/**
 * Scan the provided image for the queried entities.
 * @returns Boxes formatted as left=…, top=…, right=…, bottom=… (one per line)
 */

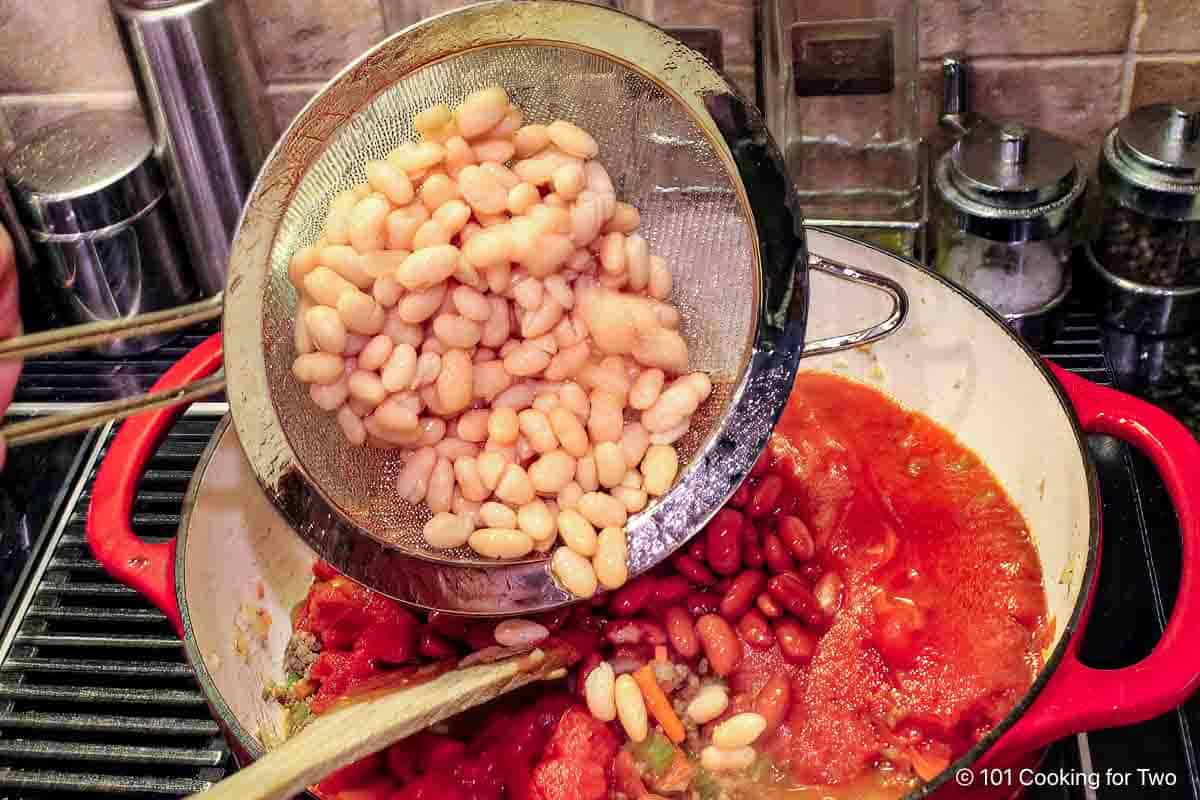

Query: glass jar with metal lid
left=935, top=118, right=1085, bottom=343
left=1087, top=102, right=1200, bottom=335
left=4, top=110, right=198, bottom=355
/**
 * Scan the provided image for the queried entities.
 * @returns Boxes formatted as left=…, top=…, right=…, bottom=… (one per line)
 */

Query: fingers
left=0, top=227, right=19, bottom=340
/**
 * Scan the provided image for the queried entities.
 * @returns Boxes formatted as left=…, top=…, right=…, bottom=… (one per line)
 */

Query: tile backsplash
left=0, top=0, right=1197, bottom=171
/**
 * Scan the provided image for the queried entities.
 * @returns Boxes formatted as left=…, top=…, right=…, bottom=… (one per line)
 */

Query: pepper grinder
left=1085, top=102, right=1200, bottom=335
left=934, top=56, right=1086, bottom=347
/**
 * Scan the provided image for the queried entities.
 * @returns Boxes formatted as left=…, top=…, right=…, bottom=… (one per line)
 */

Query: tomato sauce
left=754, top=373, right=1049, bottom=787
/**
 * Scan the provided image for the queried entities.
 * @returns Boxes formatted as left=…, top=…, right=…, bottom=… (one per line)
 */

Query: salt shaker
left=1086, top=102, right=1200, bottom=334
left=4, top=111, right=198, bottom=355
left=934, top=60, right=1085, bottom=345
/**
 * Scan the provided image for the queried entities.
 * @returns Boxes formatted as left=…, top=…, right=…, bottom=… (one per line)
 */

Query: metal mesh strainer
left=216, top=0, right=900, bottom=614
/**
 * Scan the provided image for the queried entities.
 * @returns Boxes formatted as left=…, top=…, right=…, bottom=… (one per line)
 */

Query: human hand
left=0, top=226, right=22, bottom=469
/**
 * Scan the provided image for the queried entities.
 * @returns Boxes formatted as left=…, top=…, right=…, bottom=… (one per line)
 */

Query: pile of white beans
left=289, top=86, right=713, bottom=597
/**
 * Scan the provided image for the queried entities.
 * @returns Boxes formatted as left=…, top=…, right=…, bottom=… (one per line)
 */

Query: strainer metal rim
left=222, top=0, right=807, bottom=615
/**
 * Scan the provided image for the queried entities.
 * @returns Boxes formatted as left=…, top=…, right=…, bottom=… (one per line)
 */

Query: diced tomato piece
left=452, top=755, right=504, bottom=800
left=389, top=773, right=455, bottom=800
left=385, top=741, right=419, bottom=783
left=316, top=752, right=384, bottom=794
left=357, top=619, right=418, bottom=665
left=313, top=560, right=341, bottom=581
left=332, top=777, right=397, bottom=800
left=529, top=758, right=608, bottom=800
left=310, top=649, right=378, bottom=713
left=426, top=738, right=468, bottom=772
left=543, top=708, right=619, bottom=766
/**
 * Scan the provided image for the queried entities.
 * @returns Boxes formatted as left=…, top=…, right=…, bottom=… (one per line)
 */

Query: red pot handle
left=994, top=361, right=1200, bottom=757
left=85, top=333, right=223, bottom=637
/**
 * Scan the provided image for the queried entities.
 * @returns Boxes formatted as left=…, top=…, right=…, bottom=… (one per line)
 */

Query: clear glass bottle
left=758, top=0, right=922, bottom=229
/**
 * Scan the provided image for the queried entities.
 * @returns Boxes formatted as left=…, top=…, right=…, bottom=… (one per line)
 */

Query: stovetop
left=0, top=300, right=1196, bottom=799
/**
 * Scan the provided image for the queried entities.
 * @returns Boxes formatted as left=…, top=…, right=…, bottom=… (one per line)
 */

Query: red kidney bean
left=705, top=508, right=744, bottom=576
left=695, top=614, right=743, bottom=676
left=728, top=481, right=751, bottom=509
left=686, top=590, right=722, bottom=617
left=653, top=575, right=691, bottom=607
left=419, top=630, right=459, bottom=659
left=719, top=570, right=766, bottom=621
left=799, top=560, right=824, bottom=582
left=427, top=610, right=470, bottom=640
left=756, top=592, right=784, bottom=619
left=763, top=531, right=796, bottom=574
left=754, top=673, right=792, bottom=733
left=777, top=515, right=815, bottom=561
left=663, top=605, right=700, bottom=658
left=609, top=576, right=656, bottom=616
left=814, top=572, right=844, bottom=617
left=742, top=524, right=764, bottom=569
left=750, top=449, right=772, bottom=478
left=737, top=608, right=775, bottom=650
left=687, top=538, right=707, bottom=560
left=673, top=553, right=716, bottom=585
left=604, top=618, right=667, bottom=647
left=767, top=572, right=825, bottom=626
left=747, top=474, right=783, bottom=518
left=575, top=651, right=604, bottom=698
left=774, top=620, right=816, bottom=665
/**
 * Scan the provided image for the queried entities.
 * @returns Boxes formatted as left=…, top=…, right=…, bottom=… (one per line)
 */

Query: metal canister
left=112, top=0, right=276, bottom=297
left=1087, top=102, right=1200, bottom=335
left=4, top=110, right=197, bottom=355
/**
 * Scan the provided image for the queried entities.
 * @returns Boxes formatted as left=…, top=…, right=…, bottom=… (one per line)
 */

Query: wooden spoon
left=187, top=645, right=572, bottom=800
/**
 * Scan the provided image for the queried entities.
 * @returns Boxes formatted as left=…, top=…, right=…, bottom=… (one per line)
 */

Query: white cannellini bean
left=413, top=219, right=453, bottom=249
left=414, top=352, right=442, bottom=388
left=686, top=685, right=730, bottom=724
left=552, top=163, right=586, bottom=199
left=423, top=512, right=473, bottom=549
left=426, top=456, right=455, bottom=513
left=366, top=160, right=415, bottom=206
left=584, top=661, right=617, bottom=722
left=631, top=327, right=688, bottom=374
left=349, top=195, right=390, bottom=253
left=309, top=377, right=349, bottom=411
left=480, top=162, right=520, bottom=190
left=432, top=313, right=483, bottom=349
left=517, top=409, right=558, bottom=453
left=452, top=285, right=492, bottom=322
left=374, top=396, right=419, bottom=432
left=324, top=191, right=357, bottom=244
left=372, top=275, right=402, bottom=308
left=593, top=527, right=628, bottom=591
left=456, top=86, right=509, bottom=138
left=587, top=390, right=623, bottom=443
left=493, top=382, right=536, bottom=410
left=417, top=417, right=447, bottom=447
left=557, top=481, right=584, bottom=511
left=508, top=182, right=540, bottom=215
left=551, top=546, right=598, bottom=598
left=397, top=245, right=459, bottom=291
left=548, top=406, right=589, bottom=458
left=593, top=441, right=627, bottom=489
left=381, top=343, right=419, bottom=391
left=358, top=334, right=394, bottom=371
left=548, top=120, right=599, bottom=159
left=479, top=501, right=518, bottom=528
left=517, top=499, right=556, bottom=541
left=487, top=406, right=520, bottom=445
left=320, top=244, right=375, bottom=289
left=433, top=199, right=472, bottom=234
left=604, top=202, right=640, bottom=234
left=388, top=140, right=446, bottom=174
left=458, top=165, right=508, bottom=216
left=629, top=368, right=665, bottom=410
left=477, top=451, right=509, bottom=492
left=292, top=352, right=344, bottom=385
left=576, top=492, right=627, bottom=529
left=513, top=124, right=551, bottom=158
left=343, top=334, right=369, bottom=356
left=528, top=450, right=577, bottom=495
left=436, top=349, right=474, bottom=415
left=610, top=486, right=647, bottom=514
left=576, top=453, right=599, bottom=492
left=599, top=232, right=626, bottom=275
left=419, top=174, right=460, bottom=213
left=620, top=423, right=650, bottom=468
left=415, top=103, right=452, bottom=135
left=613, top=673, right=648, bottom=742
left=648, top=255, right=672, bottom=300
left=337, top=291, right=386, bottom=336
left=649, top=419, right=690, bottom=446
left=305, top=305, right=347, bottom=354
left=469, top=528, right=534, bottom=559
left=474, top=138, right=516, bottom=164
left=494, top=619, right=550, bottom=648
left=494, top=463, right=535, bottom=506
left=640, top=444, right=678, bottom=496
left=712, top=713, right=768, bottom=750
left=520, top=233, right=574, bottom=278
left=454, top=456, right=490, bottom=502
left=503, top=343, right=552, bottom=377
left=303, top=267, right=356, bottom=308
left=558, top=382, right=590, bottom=419
left=456, top=409, right=490, bottom=443
left=556, top=509, right=597, bottom=557
left=336, top=405, right=367, bottom=446
left=396, top=447, right=438, bottom=503
left=452, top=493, right=482, bottom=528
left=701, top=746, right=756, bottom=773
left=444, top=136, right=476, bottom=177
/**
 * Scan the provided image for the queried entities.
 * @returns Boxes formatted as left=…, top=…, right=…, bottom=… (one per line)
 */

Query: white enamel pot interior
left=176, top=231, right=1100, bottom=791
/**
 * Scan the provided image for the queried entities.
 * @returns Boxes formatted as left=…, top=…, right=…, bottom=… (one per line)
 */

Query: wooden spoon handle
left=188, top=648, right=565, bottom=800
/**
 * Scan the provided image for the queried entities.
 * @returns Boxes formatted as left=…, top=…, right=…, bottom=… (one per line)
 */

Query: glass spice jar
left=1087, top=102, right=1200, bottom=334
left=934, top=121, right=1086, bottom=340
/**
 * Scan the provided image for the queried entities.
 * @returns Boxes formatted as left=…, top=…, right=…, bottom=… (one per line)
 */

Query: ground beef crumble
left=284, top=630, right=321, bottom=676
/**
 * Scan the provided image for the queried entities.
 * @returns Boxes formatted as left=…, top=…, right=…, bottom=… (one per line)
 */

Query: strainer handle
left=86, top=333, right=224, bottom=636
left=800, top=255, right=908, bottom=358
